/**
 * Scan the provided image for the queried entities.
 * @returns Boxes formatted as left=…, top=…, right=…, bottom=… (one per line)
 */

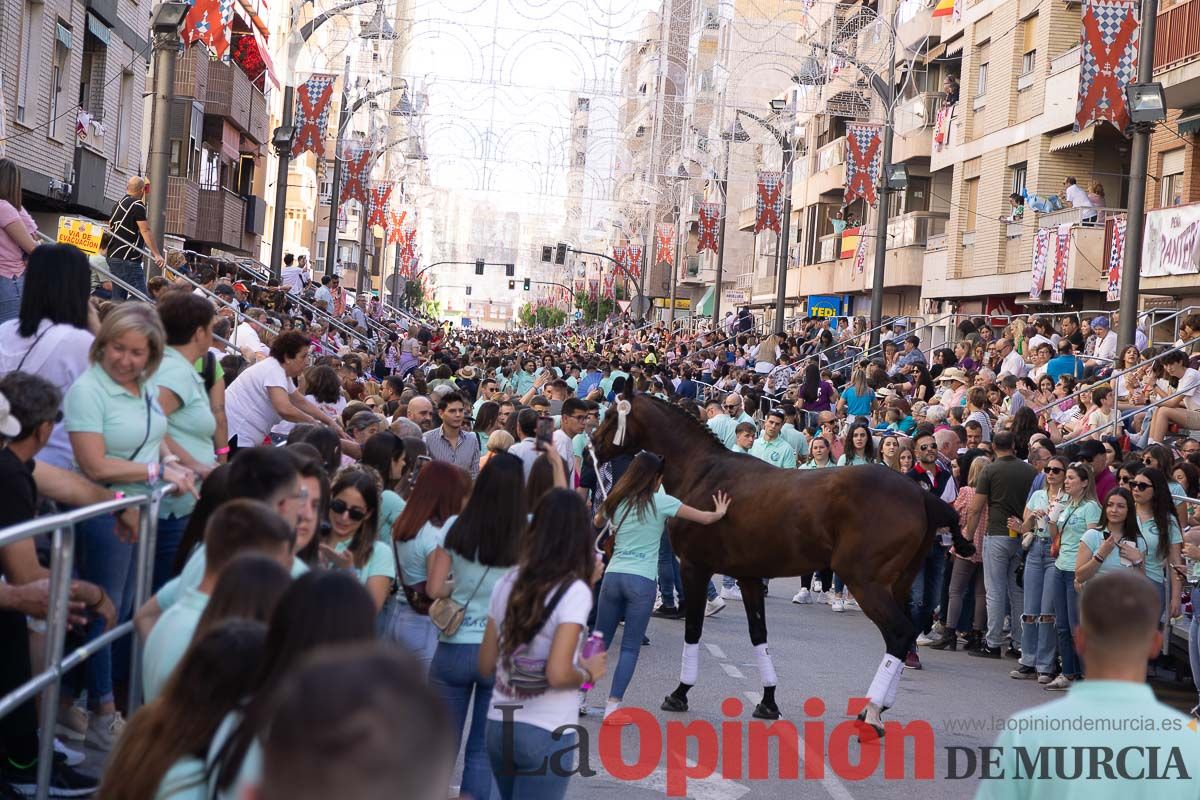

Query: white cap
left=0, top=392, right=23, bottom=438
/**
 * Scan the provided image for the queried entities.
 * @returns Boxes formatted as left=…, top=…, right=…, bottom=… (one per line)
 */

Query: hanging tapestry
left=844, top=123, right=884, bottom=206
left=1106, top=213, right=1126, bottom=301
left=1030, top=227, right=1052, bottom=300
left=182, top=0, right=234, bottom=63
left=1049, top=223, right=1072, bottom=303
left=339, top=147, right=371, bottom=205
left=292, top=74, right=337, bottom=158
left=1076, top=0, right=1139, bottom=135
left=367, top=184, right=391, bottom=229
left=755, top=171, right=784, bottom=235
left=655, top=223, right=675, bottom=265
left=698, top=203, right=721, bottom=253
left=626, top=243, right=644, bottom=281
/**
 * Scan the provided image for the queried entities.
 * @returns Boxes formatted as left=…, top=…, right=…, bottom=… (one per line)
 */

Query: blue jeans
left=983, top=536, right=1025, bottom=650
left=431, top=642, right=496, bottom=800
left=154, top=514, right=188, bottom=594
left=657, top=531, right=681, bottom=608
left=379, top=595, right=438, bottom=668
left=593, top=571, right=656, bottom=700
left=75, top=512, right=136, bottom=706
left=0, top=273, right=24, bottom=323
left=1052, top=567, right=1080, bottom=678
left=1020, top=538, right=1058, bottom=673
left=909, top=543, right=947, bottom=637
left=108, top=258, right=146, bottom=301
left=1190, top=589, right=1200, bottom=704
left=485, top=720, right=576, bottom=800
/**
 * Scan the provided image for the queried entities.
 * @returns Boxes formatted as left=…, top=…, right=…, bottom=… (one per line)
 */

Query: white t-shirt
left=999, top=349, right=1027, bottom=378
left=486, top=572, right=592, bottom=732
left=552, top=429, right=576, bottom=483
left=225, top=357, right=296, bottom=446
left=509, top=438, right=540, bottom=478
left=0, top=320, right=93, bottom=469
left=1065, top=183, right=1094, bottom=214
left=280, top=265, right=307, bottom=294
left=233, top=322, right=269, bottom=356
left=1178, top=367, right=1200, bottom=412
left=1094, top=330, right=1118, bottom=363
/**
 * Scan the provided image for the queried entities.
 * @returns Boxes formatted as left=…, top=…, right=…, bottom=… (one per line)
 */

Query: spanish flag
left=932, top=0, right=955, bottom=17
left=839, top=227, right=861, bottom=260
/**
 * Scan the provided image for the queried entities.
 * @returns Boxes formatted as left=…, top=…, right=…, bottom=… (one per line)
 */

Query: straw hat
left=936, top=367, right=968, bottom=385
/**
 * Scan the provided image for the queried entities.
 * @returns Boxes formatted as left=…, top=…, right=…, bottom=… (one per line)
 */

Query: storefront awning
left=1178, top=108, right=1200, bottom=136
left=1048, top=127, right=1096, bottom=152
left=696, top=285, right=715, bottom=318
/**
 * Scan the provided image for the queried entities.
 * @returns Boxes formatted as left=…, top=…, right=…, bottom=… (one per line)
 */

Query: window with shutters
left=1021, top=14, right=1038, bottom=75
left=1160, top=149, right=1185, bottom=207
left=964, top=178, right=980, bottom=233
left=16, top=0, right=44, bottom=125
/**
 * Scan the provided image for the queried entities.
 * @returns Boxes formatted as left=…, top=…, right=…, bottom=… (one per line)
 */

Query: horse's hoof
left=661, top=695, right=688, bottom=713
left=752, top=702, right=781, bottom=720
left=856, top=709, right=886, bottom=739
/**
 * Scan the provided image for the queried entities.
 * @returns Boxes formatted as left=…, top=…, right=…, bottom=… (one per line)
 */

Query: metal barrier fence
left=0, top=488, right=166, bottom=800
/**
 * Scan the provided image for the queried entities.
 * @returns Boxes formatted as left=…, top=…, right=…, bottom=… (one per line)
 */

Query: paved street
left=464, top=575, right=1193, bottom=800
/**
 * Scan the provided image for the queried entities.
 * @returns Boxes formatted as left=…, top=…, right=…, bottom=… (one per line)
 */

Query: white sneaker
left=831, top=597, right=845, bottom=612
left=930, top=621, right=946, bottom=638
left=792, top=588, right=812, bottom=604
left=1043, top=675, right=1073, bottom=692
left=84, top=711, right=125, bottom=752
left=721, top=586, right=743, bottom=602
left=916, top=632, right=937, bottom=646
left=812, top=580, right=824, bottom=595
left=54, top=737, right=85, bottom=767
left=705, top=597, right=727, bottom=617
left=844, top=595, right=859, bottom=611
left=56, top=705, right=89, bottom=742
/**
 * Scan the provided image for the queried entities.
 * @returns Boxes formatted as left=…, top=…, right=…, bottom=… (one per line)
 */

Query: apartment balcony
left=737, top=193, right=758, bottom=232
left=196, top=188, right=248, bottom=251
left=246, top=87, right=269, bottom=146
left=1155, top=0, right=1200, bottom=107
left=165, top=177, right=200, bottom=241
left=679, top=253, right=718, bottom=286
left=805, top=136, right=846, bottom=202
left=797, top=259, right=839, bottom=297
left=828, top=212, right=945, bottom=294
left=174, top=46, right=210, bottom=102
left=205, top=61, right=254, bottom=133
left=891, top=93, right=942, bottom=163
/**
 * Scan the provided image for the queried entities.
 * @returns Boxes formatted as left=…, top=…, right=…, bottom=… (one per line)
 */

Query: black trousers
left=0, top=609, right=38, bottom=766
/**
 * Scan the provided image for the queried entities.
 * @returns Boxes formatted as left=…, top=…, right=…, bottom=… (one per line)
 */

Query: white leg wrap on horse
left=754, top=644, right=778, bottom=687
left=866, top=654, right=903, bottom=706
left=883, top=657, right=904, bottom=708
left=680, top=643, right=700, bottom=684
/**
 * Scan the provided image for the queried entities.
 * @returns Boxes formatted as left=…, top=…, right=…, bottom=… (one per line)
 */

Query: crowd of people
left=1, top=235, right=1200, bottom=798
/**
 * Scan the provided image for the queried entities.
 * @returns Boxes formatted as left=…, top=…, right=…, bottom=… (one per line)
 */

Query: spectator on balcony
left=1086, top=181, right=1107, bottom=223
left=1006, top=193, right=1025, bottom=221
left=829, top=209, right=849, bottom=237
left=943, top=75, right=960, bottom=105
left=1061, top=177, right=1098, bottom=223
left=107, top=176, right=165, bottom=301
left=0, top=159, right=40, bottom=324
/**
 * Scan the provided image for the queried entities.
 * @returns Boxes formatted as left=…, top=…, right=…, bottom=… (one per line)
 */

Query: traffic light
left=554, top=243, right=567, bottom=265
left=475, top=259, right=485, bottom=275
left=465, top=285, right=472, bottom=296
left=508, top=280, right=515, bottom=290
left=523, top=278, right=531, bottom=291
left=540, top=245, right=553, bottom=263
left=505, top=263, right=514, bottom=277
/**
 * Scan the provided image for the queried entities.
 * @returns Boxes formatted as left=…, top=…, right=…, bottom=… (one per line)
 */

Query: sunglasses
left=1129, top=481, right=1154, bottom=491
left=917, top=443, right=937, bottom=451
left=329, top=499, right=368, bottom=521
left=1043, top=466, right=1065, bottom=475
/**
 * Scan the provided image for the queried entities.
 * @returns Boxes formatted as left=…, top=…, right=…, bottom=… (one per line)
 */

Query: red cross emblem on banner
left=291, top=75, right=335, bottom=158
left=655, top=223, right=675, bottom=265
left=367, top=185, right=391, bottom=229
left=626, top=245, right=643, bottom=280
left=387, top=210, right=407, bottom=244
left=612, top=246, right=627, bottom=276
left=755, top=172, right=783, bottom=235
left=1076, top=1, right=1138, bottom=133
left=697, top=203, right=720, bottom=253
left=339, top=149, right=371, bottom=205
left=845, top=127, right=882, bottom=206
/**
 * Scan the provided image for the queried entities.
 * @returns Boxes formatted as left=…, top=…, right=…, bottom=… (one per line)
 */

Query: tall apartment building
left=1145, top=0, right=1200, bottom=308
left=1, top=0, right=148, bottom=231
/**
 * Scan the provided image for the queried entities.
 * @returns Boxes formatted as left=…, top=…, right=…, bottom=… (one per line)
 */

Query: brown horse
left=590, top=393, right=971, bottom=733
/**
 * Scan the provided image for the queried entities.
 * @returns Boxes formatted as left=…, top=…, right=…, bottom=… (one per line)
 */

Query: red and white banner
left=1076, top=0, right=1139, bottom=135
left=292, top=74, right=337, bottom=158
left=1030, top=227, right=1052, bottom=300
left=612, top=246, right=627, bottom=276
left=1049, top=223, right=1072, bottom=303
left=1106, top=213, right=1127, bottom=301
left=626, top=243, right=643, bottom=281
left=386, top=209, right=408, bottom=244
left=339, top=146, right=371, bottom=205
left=367, top=184, right=391, bottom=229
left=754, top=171, right=784, bottom=235
left=844, top=123, right=884, bottom=206
left=655, top=223, right=675, bottom=265
left=182, top=0, right=235, bottom=63
left=1141, top=202, right=1200, bottom=277
left=697, top=203, right=721, bottom=253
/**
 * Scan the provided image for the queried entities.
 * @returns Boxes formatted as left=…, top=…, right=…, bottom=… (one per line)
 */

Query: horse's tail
left=922, top=489, right=974, bottom=558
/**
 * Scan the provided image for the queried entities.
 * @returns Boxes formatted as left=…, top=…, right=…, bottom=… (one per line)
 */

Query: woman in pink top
left=0, top=160, right=39, bottom=322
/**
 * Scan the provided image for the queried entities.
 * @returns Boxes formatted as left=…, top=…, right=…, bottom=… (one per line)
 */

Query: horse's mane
left=639, top=394, right=725, bottom=450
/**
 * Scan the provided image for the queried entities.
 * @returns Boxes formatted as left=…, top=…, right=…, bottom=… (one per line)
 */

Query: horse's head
left=591, top=393, right=644, bottom=462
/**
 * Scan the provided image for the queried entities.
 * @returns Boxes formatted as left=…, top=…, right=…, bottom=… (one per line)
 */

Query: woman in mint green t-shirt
left=426, top=453, right=524, bottom=800
left=1045, top=462, right=1102, bottom=688
left=1076, top=487, right=1148, bottom=586
left=591, top=451, right=731, bottom=723
left=1131, top=466, right=1185, bottom=617
left=320, top=466, right=394, bottom=612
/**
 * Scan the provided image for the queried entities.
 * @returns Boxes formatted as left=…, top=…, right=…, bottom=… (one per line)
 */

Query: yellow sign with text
left=652, top=297, right=691, bottom=309
left=57, top=217, right=104, bottom=255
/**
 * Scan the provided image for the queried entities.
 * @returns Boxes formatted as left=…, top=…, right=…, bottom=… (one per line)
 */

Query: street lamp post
left=146, top=2, right=189, bottom=279
left=736, top=107, right=792, bottom=334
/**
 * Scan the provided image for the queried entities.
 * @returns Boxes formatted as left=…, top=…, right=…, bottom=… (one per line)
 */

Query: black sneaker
left=652, top=605, right=681, bottom=618
left=968, top=644, right=1002, bottom=659
left=1009, top=665, right=1038, bottom=679
left=3, top=758, right=98, bottom=798
left=1005, top=645, right=1022, bottom=659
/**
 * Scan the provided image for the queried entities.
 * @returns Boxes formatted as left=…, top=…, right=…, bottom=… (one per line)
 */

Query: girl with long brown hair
left=319, top=466, right=392, bottom=611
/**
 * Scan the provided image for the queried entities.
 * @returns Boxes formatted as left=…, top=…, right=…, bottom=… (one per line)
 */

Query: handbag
left=429, top=565, right=492, bottom=637
left=500, top=583, right=571, bottom=698
left=1049, top=504, right=1081, bottom=560
left=391, top=539, right=433, bottom=616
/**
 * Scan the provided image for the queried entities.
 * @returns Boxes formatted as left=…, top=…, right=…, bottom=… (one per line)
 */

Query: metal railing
left=0, top=489, right=166, bottom=800
left=1037, top=205, right=1125, bottom=228
left=1057, top=379, right=1195, bottom=448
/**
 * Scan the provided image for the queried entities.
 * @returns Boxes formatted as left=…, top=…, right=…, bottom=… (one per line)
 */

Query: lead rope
left=585, top=439, right=613, bottom=555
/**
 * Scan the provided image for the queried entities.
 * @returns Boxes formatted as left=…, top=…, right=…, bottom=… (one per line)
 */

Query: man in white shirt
left=1146, top=348, right=1200, bottom=445
left=234, top=309, right=271, bottom=359
left=314, top=276, right=334, bottom=312
left=554, top=397, right=588, bottom=481
left=1062, top=176, right=1096, bottom=221
left=280, top=253, right=308, bottom=295
left=1086, top=316, right=1118, bottom=371
left=996, top=337, right=1027, bottom=378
